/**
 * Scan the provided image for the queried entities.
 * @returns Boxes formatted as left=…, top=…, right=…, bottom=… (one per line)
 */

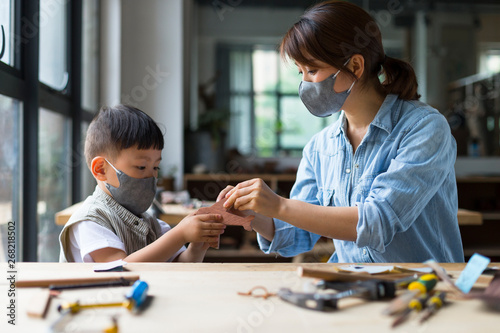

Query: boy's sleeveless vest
left=59, top=186, right=162, bottom=262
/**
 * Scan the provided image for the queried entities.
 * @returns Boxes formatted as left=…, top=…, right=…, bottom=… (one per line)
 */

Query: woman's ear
left=349, top=54, right=365, bottom=80
left=91, top=156, right=107, bottom=181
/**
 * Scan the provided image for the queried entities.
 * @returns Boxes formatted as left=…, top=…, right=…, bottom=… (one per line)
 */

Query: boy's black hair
left=85, top=104, right=164, bottom=167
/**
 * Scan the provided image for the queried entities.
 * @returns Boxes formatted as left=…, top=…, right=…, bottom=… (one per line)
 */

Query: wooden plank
left=16, top=274, right=140, bottom=288
left=25, top=289, right=52, bottom=318
left=54, top=201, right=83, bottom=226
left=457, top=208, right=483, bottom=225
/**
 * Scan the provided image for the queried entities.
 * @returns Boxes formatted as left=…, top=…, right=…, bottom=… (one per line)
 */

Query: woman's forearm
left=277, top=198, right=358, bottom=241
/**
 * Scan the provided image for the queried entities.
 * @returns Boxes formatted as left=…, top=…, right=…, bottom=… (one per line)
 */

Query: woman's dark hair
left=84, top=104, right=164, bottom=167
left=280, top=0, right=420, bottom=100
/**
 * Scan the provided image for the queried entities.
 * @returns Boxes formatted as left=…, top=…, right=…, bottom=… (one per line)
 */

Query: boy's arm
left=90, top=213, right=224, bottom=263
left=91, top=226, right=186, bottom=262
left=174, top=242, right=209, bottom=262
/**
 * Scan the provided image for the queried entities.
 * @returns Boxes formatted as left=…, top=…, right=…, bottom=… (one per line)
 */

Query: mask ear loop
left=347, top=80, right=356, bottom=93
left=341, top=57, right=357, bottom=93
left=104, top=159, right=123, bottom=189
left=105, top=160, right=117, bottom=171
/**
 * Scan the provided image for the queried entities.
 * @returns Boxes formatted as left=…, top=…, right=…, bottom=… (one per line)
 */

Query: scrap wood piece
left=16, top=275, right=140, bottom=288
left=195, top=200, right=254, bottom=249
left=26, top=289, right=52, bottom=318
left=195, top=200, right=254, bottom=231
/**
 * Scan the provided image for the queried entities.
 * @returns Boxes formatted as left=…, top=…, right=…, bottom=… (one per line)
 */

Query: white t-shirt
left=68, top=219, right=186, bottom=262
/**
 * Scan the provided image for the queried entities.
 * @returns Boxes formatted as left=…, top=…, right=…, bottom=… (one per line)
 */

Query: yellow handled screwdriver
left=384, top=273, right=438, bottom=316
left=419, top=291, right=447, bottom=323
left=58, top=280, right=149, bottom=314
left=391, top=293, right=429, bottom=328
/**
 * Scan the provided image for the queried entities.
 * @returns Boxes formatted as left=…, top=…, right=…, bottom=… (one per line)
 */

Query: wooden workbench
left=2, top=263, right=499, bottom=332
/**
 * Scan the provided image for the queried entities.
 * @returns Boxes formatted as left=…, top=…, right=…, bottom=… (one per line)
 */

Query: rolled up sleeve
left=258, top=218, right=322, bottom=257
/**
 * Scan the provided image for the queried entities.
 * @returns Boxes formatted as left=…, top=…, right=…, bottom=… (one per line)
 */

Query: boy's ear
left=91, top=156, right=107, bottom=181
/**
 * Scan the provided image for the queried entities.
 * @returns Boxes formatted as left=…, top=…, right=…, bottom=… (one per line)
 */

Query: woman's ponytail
left=381, top=56, right=421, bottom=100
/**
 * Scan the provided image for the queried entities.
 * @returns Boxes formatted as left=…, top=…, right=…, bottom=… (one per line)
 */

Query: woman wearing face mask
left=219, top=0, right=464, bottom=263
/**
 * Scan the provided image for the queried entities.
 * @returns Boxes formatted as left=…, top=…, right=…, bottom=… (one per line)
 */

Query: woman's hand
left=216, top=185, right=234, bottom=203
left=222, top=178, right=284, bottom=218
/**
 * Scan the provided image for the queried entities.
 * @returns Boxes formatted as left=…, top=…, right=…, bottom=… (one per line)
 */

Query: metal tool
left=384, top=273, right=438, bottom=315
left=419, top=291, right=447, bottom=323
left=392, top=293, right=429, bottom=328
left=57, top=280, right=149, bottom=314
left=49, top=277, right=132, bottom=291
left=278, top=278, right=397, bottom=311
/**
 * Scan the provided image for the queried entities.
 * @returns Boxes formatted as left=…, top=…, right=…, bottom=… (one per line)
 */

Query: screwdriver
left=384, top=273, right=438, bottom=315
left=419, top=291, right=446, bottom=323
left=391, top=293, right=429, bottom=328
left=58, top=280, right=149, bottom=314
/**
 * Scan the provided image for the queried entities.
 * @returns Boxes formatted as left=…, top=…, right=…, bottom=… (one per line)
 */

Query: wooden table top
left=2, top=262, right=499, bottom=332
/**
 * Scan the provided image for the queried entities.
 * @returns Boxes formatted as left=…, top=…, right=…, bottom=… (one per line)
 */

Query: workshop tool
left=278, top=278, right=397, bottom=311
left=317, top=274, right=419, bottom=292
left=58, top=280, right=149, bottom=314
left=383, top=273, right=438, bottom=315
left=391, top=293, right=429, bottom=328
left=424, top=260, right=464, bottom=295
left=419, top=291, right=447, bottom=323
left=49, top=277, right=132, bottom=291
left=298, top=266, right=422, bottom=283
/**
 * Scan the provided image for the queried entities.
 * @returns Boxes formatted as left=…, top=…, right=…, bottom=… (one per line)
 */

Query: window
left=0, top=95, right=21, bottom=261
left=39, top=0, right=69, bottom=90
left=38, top=108, right=71, bottom=261
left=0, top=0, right=13, bottom=66
left=82, top=0, right=99, bottom=110
left=219, top=45, right=336, bottom=158
left=0, top=2, right=97, bottom=262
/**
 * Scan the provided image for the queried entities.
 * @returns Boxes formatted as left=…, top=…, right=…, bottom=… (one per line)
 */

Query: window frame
left=0, top=0, right=95, bottom=261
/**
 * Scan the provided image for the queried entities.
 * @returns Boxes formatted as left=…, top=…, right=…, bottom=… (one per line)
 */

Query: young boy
left=59, top=105, right=225, bottom=263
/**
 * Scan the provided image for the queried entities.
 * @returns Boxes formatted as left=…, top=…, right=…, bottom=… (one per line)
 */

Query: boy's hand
left=178, top=213, right=225, bottom=244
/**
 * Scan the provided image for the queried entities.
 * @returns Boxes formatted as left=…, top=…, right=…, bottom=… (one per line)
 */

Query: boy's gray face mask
left=298, top=59, right=355, bottom=117
left=105, top=159, right=157, bottom=216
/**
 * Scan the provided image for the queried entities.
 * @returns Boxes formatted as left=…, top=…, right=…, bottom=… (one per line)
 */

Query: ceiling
left=196, top=0, right=500, bottom=13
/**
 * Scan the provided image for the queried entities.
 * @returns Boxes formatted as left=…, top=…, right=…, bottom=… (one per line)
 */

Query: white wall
left=100, top=0, right=121, bottom=106
left=121, top=0, right=184, bottom=189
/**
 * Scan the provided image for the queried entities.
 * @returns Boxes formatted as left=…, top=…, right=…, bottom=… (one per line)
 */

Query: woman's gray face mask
left=298, top=59, right=355, bottom=117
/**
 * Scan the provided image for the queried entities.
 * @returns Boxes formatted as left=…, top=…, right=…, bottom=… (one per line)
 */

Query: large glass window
left=38, top=108, right=71, bottom=261
left=224, top=46, right=336, bottom=158
left=82, top=0, right=99, bottom=110
left=0, top=0, right=13, bottom=66
left=0, top=1, right=98, bottom=262
left=0, top=95, right=21, bottom=261
left=39, top=0, right=68, bottom=90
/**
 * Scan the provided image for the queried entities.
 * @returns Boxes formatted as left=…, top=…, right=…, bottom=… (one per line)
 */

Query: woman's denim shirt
left=258, top=94, right=464, bottom=263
